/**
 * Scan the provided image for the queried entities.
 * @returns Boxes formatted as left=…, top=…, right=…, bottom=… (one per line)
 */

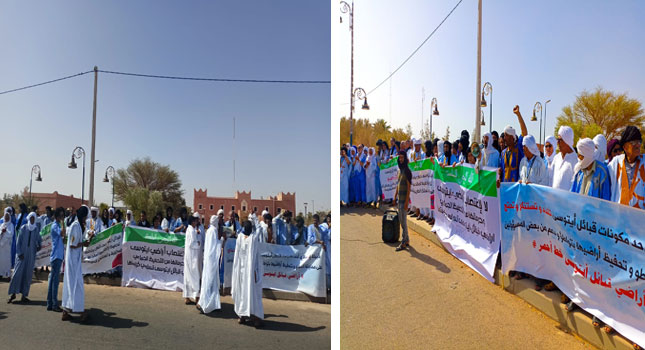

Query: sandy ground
left=341, top=207, right=595, bottom=349
left=0, top=277, right=330, bottom=350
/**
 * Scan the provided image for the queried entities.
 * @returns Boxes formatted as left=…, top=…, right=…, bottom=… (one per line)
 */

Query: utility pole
left=474, top=0, right=483, bottom=143
left=89, top=66, right=98, bottom=206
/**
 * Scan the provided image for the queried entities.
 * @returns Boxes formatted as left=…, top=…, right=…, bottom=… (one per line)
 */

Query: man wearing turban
left=608, top=126, right=645, bottom=209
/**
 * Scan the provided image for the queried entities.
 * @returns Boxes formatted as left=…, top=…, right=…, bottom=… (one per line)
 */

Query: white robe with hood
left=0, top=209, right=15, bottom=277
left=62, top=220, right=85, bottom=312
left=183, top=224, right=204, bottom=298
left=231, top=228, right=264, bottom=319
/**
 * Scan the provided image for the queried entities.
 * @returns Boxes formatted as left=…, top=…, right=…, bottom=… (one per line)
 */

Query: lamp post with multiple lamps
left=543, top=99, right=551, bottom=144
left=103, top=165, right=115, bottom=207
left=340, top=0, right=357, bottom=145
left=480, top=82, right=492, bottom=133
left=68, top=146, right=86, bottom=203
left=29, top=165, right=42, bottom=203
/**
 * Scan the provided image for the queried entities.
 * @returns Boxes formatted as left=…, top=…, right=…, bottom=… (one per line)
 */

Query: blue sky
left=332, top=0, right=645, bottom=144
left=0, top=1, right=330, bottom=214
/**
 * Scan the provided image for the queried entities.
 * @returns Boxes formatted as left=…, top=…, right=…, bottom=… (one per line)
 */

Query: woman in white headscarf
left=592, top=134, right=608, bottom=163
left=543, top=135, right=557, bottom=186
left=0, top=208, right=15, bottom=278
left=365, top=147, right=378, bottom=206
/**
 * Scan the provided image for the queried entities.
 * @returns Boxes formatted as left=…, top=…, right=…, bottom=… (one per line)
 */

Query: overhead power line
left=0, top=69, right=330, bottom=96
left=0, top=71, right=93, bottom=95
left=98, top=69, right=330, bottom=84
left=366, top=0, right=464, bottom=96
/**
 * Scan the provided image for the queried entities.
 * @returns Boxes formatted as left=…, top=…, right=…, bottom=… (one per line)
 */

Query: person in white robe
left=365, top=147, right=378, bottom=205
left=319, top=214, right=331, bottom=289
left=86, top=206, right=103, bottom=237
left=340, top=146, right=351, bottom=205
left=231, top=220, right=264, bottom=327
left=197, top=215, right=223, bottom=314
left=62, top=205, right=94, bottom=322
left=543, top=135, right=557, bottom=186
left=0, top=208, right=15, bottom=278
left=183, top=215, right=204, bottom=305
left=482, top=133, right=500, bottom=168
left=519, top=135, right=549, bottom=185
left=125, top=209, right=136, bottom=227
left=551, top=126, right=578, bottom=191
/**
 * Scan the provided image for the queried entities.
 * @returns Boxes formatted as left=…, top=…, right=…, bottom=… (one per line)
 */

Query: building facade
left=30, top=191, right=89, bottom=210
left=193, top=189, right=295, bottom=219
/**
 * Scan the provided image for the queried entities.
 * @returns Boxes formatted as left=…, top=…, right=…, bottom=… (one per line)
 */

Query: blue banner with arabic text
left=500, top=183, right=645, bottom=347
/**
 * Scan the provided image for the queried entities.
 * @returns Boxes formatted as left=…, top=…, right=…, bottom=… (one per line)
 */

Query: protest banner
left=501, top=183, right=645, bottom=348
left=82, top=223, right=123, bottom=274
left=34, top=223, right=53, bottom=268
left=121, top=226, right=185, bottom=292
left=409, top=158, right=433, bottom=209
left=432, top=162, right=501, bottom=282
left=223, top=239, right=327, bottom=297
left=379, top=157, right=399, bottom=201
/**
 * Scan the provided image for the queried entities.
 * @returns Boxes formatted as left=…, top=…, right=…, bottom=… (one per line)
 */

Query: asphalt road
left=0, top=278, right=330, bottom=349
left=340, top=207, right=594, bottom=349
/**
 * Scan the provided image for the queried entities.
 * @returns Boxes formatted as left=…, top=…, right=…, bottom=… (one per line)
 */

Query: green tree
left=339, top=117, right=411, bottom=147
left=554, top=87, right=645, bottom=144
left=113, top=158, right=185, bottom=218
left=443, top=126, right=451, bottom=141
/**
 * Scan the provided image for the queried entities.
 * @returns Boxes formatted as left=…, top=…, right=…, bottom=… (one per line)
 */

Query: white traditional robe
left=519, top=155, right=549, bottom=185
left=0, top=217, right=14, bottom=278
left=197, top=219, right=223, bottom=313
left=551, top=151, right=578, bottom=191
left=86, top=216, right=103, bottom=237
left=62, top=221, right=85, bottom=312
left=231, top=232, right=264, bottom=319
left=183, top=224, right=203, bottom=298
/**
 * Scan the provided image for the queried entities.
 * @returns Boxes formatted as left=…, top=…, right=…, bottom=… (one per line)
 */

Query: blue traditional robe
left=8, top=224, right=41, bottom=296
left=500, top=136, right=525, bottom=183
left=571, top=160, right=611, bottom=200
left=340, top=156, right=350, bottom=204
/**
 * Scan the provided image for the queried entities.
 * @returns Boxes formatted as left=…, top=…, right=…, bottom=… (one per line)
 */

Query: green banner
left=91, top=223, right=123, bottom=245
left=124, top=226, right=185, bottom=248
left=39, top=222, right=52, bottom=237
left=432, top=162, right=498, bottom=197
left=379, top=157, right=398, bottom=170
left=408, top=158, right=432, bottom=172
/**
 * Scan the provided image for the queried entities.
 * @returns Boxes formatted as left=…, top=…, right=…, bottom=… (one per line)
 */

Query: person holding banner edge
left=62, top=205, right=94, bottom=322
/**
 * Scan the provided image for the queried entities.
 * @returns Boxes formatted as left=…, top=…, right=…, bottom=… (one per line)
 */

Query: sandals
left=565, top=301, right=577, bottom=312
left=592, top=316, right=601, bottom=328
left=603, top=325, right=614, bottom=334
left=7, top=294, right=15, bottom=304
left=561, top=294, right=571, bottom=304
left=514, top=272, right=526, bottom=280
left=395, top=242, right=409, bottom=251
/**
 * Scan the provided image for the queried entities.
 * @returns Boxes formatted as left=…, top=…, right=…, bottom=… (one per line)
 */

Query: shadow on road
left=9, top=299, right=48, bottom=306
left=406, top=246, right=451, bottom=273
left=0, top=311, right=7, bottom=320
left=71, top=308, right=149, bottom=328
left=202, top=302, right=240, bottom=320
left=261, top=319, right=326, bottom=332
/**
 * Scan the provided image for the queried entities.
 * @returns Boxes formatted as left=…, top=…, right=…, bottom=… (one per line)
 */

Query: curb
left=375, top=205, right=635, bottom=350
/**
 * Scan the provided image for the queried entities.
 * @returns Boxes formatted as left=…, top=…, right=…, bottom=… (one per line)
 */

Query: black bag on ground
left=382, top=209, right=400, bottom=243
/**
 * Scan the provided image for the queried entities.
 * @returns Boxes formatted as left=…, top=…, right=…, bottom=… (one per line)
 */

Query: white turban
left=126, top=209, right=133, bottom=215
left=558, top=126, right=574, bottom=150
left=26, top=212, right=37, bottom=231
left=217, top=209, right=224, bottom=216
left=503, top=125, right=517, bottom=139
left=414, top=138, right=422, bottom=146
left=261, top=210, right=269, bottom=217
left=193, top=212, right=200, bottom=218
left=90, top=206, right=99, bottom=212
left=593, top=134, right=607, bottom=162
left=108, top=207, right=115, bottom=215
left=522, top=135, right=540, bottom=157
left=209, top=215, right=218, bottom=227
left=574, top=138, right=596, bottom=174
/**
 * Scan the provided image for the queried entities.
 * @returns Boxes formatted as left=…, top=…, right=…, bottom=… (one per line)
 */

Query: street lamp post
left=532, top=102, right=543, bottom=143
left=430, top=98, right=439, bottom=138
left=480, top=109, right=486, bottom=128
left=103, top=165, right=115, bottom=207
left=340, top=1, right=355, bottom=145
left=68, top=146, right=86, bottom=204
left=481, top=82, right=492, bottom=133
left=474, top=0, right=483, bottom=143
left=29, top=165, right=42, bottom=203
left=304, top=202, right=308, bottom=220
left=543, top=100, right=551, bottom=145
left=352, top=88, right=370, bottom=128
